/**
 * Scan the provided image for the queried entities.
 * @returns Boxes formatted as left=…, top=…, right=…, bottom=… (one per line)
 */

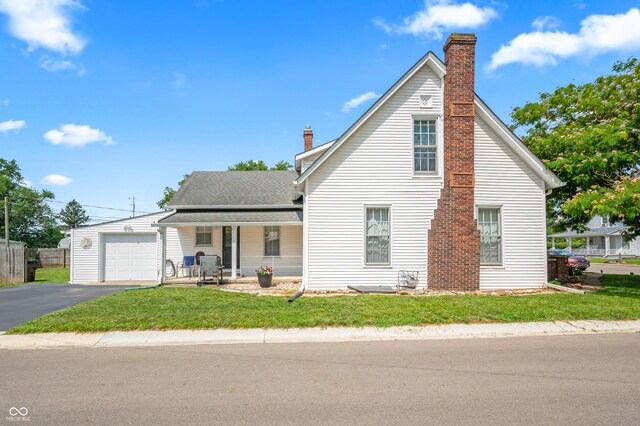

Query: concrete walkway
left=2, top=319, right=639, bottom=349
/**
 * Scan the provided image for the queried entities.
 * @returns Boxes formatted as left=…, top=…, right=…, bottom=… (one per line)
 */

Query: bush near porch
left=8, top=275, right=640, bottom=334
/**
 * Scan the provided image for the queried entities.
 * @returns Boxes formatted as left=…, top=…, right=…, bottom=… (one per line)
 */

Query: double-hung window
left=264, top=226, right=280, bottom=256
left=414, top=119, right=437, bottom=173
left=365, top=207, right=390, bottom=265
left=195, top=226, right=213, bottom=246
left=478, top=208, right=502, bottom=265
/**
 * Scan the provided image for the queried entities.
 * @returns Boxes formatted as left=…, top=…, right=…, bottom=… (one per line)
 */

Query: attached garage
left=103, top=234, right=157, bottom=281
left=70, top=212, right=170, bottom=284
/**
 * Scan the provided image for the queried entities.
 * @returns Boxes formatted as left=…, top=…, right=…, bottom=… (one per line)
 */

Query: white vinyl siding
left=478, top=208, right=502, bottom=266
left=475, top=116, right=547, bottom=289
left=264, top=226, right=280, bottom=256
left=414, top=119, right=437, bottom=172
left=241, top=225, right=302, bottom=276
left=306, top=66, right=442, bottom=289
left=70, top=212, right=169, bottom=284
left=365, top=207, right=390, bottom=265
left=195, top=226, right=213, bottom=246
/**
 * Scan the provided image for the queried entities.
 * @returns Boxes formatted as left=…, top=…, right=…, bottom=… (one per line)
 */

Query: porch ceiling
left=156, top=209, right=303, bottom=226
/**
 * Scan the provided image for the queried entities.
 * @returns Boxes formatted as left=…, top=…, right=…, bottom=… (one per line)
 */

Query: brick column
left=427, top=33, right=480, bottom=291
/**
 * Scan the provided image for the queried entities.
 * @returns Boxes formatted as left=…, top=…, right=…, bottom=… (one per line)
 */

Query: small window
left=602, top=217, right=610, bottom=227
left=195, top=226, right=212, bottom=246
left=414, top=119, right=437, bottom=173
left=366, top=207, right=390, bottom=265
left=264, top=226, right=280, bottom=256
left=478, top=208, right=502, bottom=265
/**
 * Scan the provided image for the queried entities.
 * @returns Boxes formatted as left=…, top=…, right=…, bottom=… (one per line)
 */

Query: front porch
left=164, top=273, right=302, bottom=293
left=155, top=210, right=304, bottom=284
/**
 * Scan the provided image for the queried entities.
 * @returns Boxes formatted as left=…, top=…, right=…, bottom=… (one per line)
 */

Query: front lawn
left=588, top=257, right=640, bottom=265
left=8, top=274, right=640, bottom=334
left=0, top=267, right=70, bottom=287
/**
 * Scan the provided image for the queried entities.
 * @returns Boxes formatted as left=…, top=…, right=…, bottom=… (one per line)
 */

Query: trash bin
left=26, top=259, right=40, bottom=282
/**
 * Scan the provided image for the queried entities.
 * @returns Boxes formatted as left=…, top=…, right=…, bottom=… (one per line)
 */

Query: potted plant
left=256, top=266, right=273, bottom=288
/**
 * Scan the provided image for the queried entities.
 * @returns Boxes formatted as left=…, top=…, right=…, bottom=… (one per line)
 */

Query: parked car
left=547, top=249, right=591, bottom=270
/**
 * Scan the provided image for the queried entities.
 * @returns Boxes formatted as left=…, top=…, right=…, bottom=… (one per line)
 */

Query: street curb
left=1, top=320, right=639, bottom=349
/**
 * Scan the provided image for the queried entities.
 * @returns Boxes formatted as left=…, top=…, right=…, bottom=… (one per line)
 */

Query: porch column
left=551, top=237, right=555, bottom=249
left=605, top=235, right=611, bottom=256
left=567, top=237, right=572, bottom=251
left=586, top=236, right=590, bottom=255
left=159, top=228, right=166, bottom=283
left=231, top=225, right=238, bottom=279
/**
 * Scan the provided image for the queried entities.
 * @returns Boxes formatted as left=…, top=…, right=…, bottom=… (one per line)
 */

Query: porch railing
left=570, top=248, right=634, bottom=256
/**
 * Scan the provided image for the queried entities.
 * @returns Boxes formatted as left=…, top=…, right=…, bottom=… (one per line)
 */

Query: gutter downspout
left=289, top=187, right=307, bottom=302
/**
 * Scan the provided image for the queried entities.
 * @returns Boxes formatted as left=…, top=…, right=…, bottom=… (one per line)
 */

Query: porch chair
left=397, top=270, right=419, bottom=291
left=197, top=255, right=224, bottom=286
left=177, top=255, right=195, bottom=278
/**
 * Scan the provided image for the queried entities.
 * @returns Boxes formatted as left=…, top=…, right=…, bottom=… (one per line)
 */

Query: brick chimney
left=304, top=124, right=313, bottom=151
left=427, top=33, right=480, bottom=291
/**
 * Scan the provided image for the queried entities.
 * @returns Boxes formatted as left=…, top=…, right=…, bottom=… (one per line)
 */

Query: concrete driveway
left=586, top=263, right=640, bottom=275
left=0, top=284, right=127, bottom=331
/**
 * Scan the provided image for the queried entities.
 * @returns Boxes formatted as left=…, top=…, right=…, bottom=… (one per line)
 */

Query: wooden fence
left=0, top=247, right=26, bottom=284
left=25, top=248, right=70, bottom=268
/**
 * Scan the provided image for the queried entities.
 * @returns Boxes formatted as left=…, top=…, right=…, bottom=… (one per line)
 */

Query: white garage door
left=103, top=234, right=157, bottom=281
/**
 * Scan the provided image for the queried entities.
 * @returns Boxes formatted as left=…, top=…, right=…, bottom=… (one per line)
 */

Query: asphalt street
left=2, top=333, right=639, bottom=425
left=0, top=284, right=126, bottom=331
left=586, top=262, right=640, bottom=275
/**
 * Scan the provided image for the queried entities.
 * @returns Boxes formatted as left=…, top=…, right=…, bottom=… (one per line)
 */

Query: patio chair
left=177, top=256, right=195, bottom=278
left=197, top=255, right=223, bottom=286
left=397, top=270, right=419, bottom=290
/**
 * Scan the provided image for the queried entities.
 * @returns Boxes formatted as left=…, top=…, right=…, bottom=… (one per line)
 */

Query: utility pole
left=4, top=196, right=9, bottom=248
left=129, top=196, right=136, bottom=217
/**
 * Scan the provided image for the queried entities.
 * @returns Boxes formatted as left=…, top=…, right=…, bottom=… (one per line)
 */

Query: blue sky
left=1, top=0, right=639, bottom=222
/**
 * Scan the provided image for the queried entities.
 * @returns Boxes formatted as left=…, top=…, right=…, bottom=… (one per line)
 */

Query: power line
left=8, top=193, right=154, bottom=214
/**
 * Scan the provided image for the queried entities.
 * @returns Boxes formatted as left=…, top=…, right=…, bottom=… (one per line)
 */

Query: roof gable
left=168, top=171, right=301, bottom=209
left=294, top=51, right=562, bottom=190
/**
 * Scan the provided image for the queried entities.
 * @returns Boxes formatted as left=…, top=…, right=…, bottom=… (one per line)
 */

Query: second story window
left=414, top=119, right=437, bottom=173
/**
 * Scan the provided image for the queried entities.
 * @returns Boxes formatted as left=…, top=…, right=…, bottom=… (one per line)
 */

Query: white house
left=70, top=33, right=563, bottom=290
left=550, top=216, right=640, bottom=257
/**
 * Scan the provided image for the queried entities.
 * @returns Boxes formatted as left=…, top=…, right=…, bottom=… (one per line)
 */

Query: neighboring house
left=0, top=239, right=25, bottom=249
left=70, top=33, right=563, bottom=290
left=549, top=216, right=640, bottom=257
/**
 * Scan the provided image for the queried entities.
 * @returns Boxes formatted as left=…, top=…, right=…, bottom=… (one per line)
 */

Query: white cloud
left=532, top=16, right=560, bottom=31
left=342, top=91, right=380, bottom=113
left=488, top=8, right=640, bottom=71
left=41, top=174, right=72, bottom=186
left=0, top=119, right=26, bottom=133
left=39, top=56, right=84, bottom=75
left=20, top=179, right=33, bottom=188
left=1, top=98, right=9, bottom=106
left=0, top=0, right=87, bottom=55
left=374, top=0, right=498, bottom=39
left=44, top=123, right=115, bottom=147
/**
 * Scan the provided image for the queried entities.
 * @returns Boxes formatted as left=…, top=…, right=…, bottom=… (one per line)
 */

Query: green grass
left=9, top=275, right=640, bottom=334
left=588, top=257, right=640, bottom=265
left=0, top=267, right=70, bottom=287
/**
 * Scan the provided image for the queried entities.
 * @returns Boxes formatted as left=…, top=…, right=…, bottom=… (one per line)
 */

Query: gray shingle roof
left=549, top=226, right=627, bottom=238
left=167, top=171, right=300, bottom=207
left=158, top=210, right=303, bottom=224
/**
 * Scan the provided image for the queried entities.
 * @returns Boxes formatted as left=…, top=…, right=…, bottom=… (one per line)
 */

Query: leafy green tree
left=228, top=160, right=293, bottom=171
left=511, top=57, right=640, bottom=237
left=157, top=174, right=190, bottom=209
left=59, top=199, right=90, bottom=228
left=0, top=158, right=62, bottom=247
